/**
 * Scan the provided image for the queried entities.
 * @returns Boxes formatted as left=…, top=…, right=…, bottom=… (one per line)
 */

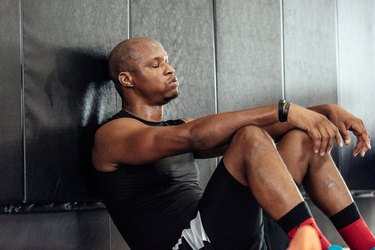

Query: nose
left=165, top=62, right=175, bottom=75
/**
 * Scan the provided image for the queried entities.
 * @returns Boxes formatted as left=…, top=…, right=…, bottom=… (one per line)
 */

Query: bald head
left=108, top=37, right=161, bottom=85
left=108, top=37, right=179, bottom=105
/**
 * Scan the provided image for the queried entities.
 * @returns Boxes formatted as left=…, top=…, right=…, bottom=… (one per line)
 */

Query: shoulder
left=95, top=117, right=145, bottom=140
left=93, top=118, right=146, bottom=172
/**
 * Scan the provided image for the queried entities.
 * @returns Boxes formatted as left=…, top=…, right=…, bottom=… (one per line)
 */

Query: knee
left=232, top=125, right=274, bottom=150
left=280, top=129, right=315, bottom=164
left=283, top=129, right=313, bottom=152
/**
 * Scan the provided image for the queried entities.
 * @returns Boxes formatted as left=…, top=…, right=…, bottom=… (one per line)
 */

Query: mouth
left=168, top=76, right=178, bottom=84
left=168, top=76, right=179, bottom=87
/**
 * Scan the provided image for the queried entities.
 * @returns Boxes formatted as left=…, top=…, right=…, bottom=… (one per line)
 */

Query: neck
left=122, top=103, right=163, bottom=122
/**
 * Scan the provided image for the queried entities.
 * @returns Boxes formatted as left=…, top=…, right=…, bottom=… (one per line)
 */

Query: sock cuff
left=277, top=201, right=312, bottom=234
left=329, top=202, right=361, bottom=230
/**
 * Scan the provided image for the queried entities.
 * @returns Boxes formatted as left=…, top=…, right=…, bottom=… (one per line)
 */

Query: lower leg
left=278, top=129, right=375, bottom=250
left=277, top=129, right=353, bottom=215
left=223, top=126, right=330, bottom=248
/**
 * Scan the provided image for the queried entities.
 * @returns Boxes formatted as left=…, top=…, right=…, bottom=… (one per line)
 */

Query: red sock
left=338, top=218, right=375, bottom=250
left=277, top=202, right=331, bottom=250
left=287, top=217, right=331, bottom=250
left=330, top=203, right=375, bottom=250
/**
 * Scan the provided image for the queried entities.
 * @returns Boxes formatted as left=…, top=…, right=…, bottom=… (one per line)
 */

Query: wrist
left=326, top=103, right=338, bottom=118
left=278, top=99, right=291, bottom=122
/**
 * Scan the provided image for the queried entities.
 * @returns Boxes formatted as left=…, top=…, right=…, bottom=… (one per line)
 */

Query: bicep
left=93, top=119, right=193, bottom=167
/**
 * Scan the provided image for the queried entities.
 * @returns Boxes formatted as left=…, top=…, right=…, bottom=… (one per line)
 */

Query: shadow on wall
left=24, top=47, right=116, bottom=204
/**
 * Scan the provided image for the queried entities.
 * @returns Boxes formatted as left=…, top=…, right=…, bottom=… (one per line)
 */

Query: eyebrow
left=150, top=55, right=169, bottom=63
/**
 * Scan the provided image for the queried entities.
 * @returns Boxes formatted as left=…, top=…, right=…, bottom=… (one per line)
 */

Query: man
left=93, top=37, right=375, bottom=250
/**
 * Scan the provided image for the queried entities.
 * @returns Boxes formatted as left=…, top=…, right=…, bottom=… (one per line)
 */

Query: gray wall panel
left=337, top=0, right=375, bottom=189
left=284, top=0, right=338, bottom=106
left=283, top=0, right=340, bottom=165
left=0, top=0, right=23, bottom=202
left=216, top=0, right=283, bottom=112
left=131, top=0, right=216, bottom=120
left=0, top=210, right=110, bottom=249
left=23, top=0, right=128, bottom=202
left=131, top=0, right=217, bottom=188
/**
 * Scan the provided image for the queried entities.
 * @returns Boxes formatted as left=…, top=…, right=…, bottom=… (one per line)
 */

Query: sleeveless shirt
left=94, top=110, right=203, bottom=250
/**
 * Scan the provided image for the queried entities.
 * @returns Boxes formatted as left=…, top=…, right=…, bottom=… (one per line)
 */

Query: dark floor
left=0, top=196, right=373, bottom=249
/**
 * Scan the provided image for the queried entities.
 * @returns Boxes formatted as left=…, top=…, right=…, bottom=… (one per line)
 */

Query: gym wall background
left=0, top=0, right=374, bottom=248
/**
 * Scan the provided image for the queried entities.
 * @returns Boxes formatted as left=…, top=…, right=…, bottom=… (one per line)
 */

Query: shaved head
left=108, top=37, right=160, bottom=85
left=108, top=37, right=177, bottom=104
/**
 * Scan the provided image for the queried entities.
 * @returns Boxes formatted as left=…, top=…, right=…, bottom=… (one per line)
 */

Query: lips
left=168, top=76, right=178, bottom=84
left=168, top=77, right=179, bottom=89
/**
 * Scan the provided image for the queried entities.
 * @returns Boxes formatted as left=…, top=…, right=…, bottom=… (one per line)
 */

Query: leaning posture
left=93, top=37, right=375, bottom=250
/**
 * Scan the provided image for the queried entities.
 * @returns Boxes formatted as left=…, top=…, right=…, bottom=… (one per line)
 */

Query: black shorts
left=173, top=160, right=268, bottom=250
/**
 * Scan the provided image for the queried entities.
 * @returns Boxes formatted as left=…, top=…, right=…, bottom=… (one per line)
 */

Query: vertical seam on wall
left=19, top=0, right=26, bottom=203
left=335, top=0, right=341, bottom=107
left=280, top=0, right=286, bottom=99
left=212, top=0, right=218, bottom=114
left=128, top=0, right=132, bottom=38
left=335, top=0, right=343, bottom=172
left=212, top=0, right=219, bottom=167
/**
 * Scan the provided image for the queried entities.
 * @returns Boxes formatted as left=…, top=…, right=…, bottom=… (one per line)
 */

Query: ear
left=118, top=72, right=134, bottom=88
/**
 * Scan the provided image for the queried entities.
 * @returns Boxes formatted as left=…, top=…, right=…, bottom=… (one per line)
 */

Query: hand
left=287, top=103, right=342, bottom=156
left=326, top=104, right=371, bottom=157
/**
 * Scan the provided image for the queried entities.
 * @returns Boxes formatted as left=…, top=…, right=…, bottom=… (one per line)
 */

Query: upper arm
left=92, top=118, right=193, bottom=171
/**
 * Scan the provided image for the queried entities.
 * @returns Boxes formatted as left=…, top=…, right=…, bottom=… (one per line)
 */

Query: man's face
left=129, top=40, right=179, bottom=105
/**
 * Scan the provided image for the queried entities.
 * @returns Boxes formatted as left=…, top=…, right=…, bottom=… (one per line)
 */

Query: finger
left=334, top=125, right=343, bottom=148
left=351, top=120, right=371, bottom=149
left=368, top=135, right=372, bottom=150
left=353, top=139, right=362, bottom=157
left=318, top=126, right=329, bottom=156
left=360, top=144, right=368, bottom=157
left=360, top=129, right=371, bottom=150
left=326, top=127, right=336, bottom=154
left=309, top=130, right=322, bottom=154
left=338, top=123, right=350, bottom=145
left=359, top=140, right=369, bottom=157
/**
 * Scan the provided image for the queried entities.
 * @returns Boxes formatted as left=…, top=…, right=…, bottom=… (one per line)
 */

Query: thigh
left=276, top=129, right=313, bottom=185
left=198, top=160, right=267, bottom=250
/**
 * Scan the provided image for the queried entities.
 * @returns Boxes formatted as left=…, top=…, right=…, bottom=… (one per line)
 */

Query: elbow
left=188, top=127, right=210, bottom=151
left=191, top=137, right=209, bottom=151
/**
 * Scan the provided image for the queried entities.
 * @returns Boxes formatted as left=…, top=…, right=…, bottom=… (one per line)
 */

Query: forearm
left=186, top=103, right=279, bottom=151
left=308, top=103, right=334, bottom=118
left=262, top=104, right=335, bottom=140
left=262, top=122, right=295, bottom=141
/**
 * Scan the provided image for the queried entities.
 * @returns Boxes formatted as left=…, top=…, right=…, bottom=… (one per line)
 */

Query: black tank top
left=94, top=110, right=203, bottom=250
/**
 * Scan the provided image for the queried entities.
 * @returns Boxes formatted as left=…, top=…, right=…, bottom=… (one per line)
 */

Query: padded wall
left=0, top=0, right=23, bottom=203
left=338, top=0, right=375, bottom=189
left=131, top=0, right=217, bottom=187
left=1, top=0, right=372, bottom=206
left=283, top=0, right=338, bottom=106
left=216, top=0, right=283, bottom=112
left=23, top=0, right=128, bottom=203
